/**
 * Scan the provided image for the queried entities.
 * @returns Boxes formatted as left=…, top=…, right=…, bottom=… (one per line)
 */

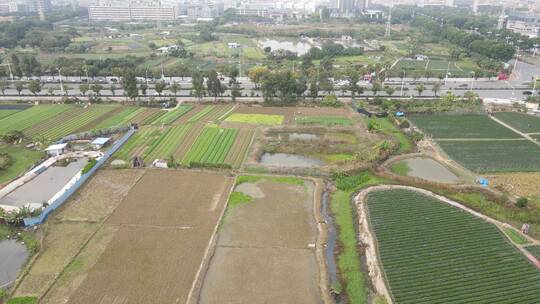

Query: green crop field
left=494, top=112, right=540, bottom=133
left=181, top=126, right=238, bottom=166
left=366, top=189, right=540, bottom=304
left=409, top=114, right=521, bottom=139
left=114, top=127, right=162, bottom=161
left=188, top=105, right=215, bottom=123
left=296, top=116, right=352, bottom=126
left=0, top=109, right=19, bottom=120
left=143, top=125, right=190, bottom=162
left=26, top=105, right=116, bottom=140
left=526, top=246, right=540, bottom=260
left=151, top=105, right=193, bottom=125
left=0, top=144, right=44, bottom=184
left=225, top=113, right=284, bottom=125
left=93, top=107, right=145, bottom=130
left=0, top=105, right=72, bottom=135
left=438, top=140, right=540, bottom=173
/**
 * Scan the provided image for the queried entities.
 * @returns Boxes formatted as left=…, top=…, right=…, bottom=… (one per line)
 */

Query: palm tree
left=415, top=84, right=426, bottom=96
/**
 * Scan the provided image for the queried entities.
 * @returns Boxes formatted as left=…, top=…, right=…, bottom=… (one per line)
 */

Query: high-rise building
left=88, top=0, right=177, bottom=21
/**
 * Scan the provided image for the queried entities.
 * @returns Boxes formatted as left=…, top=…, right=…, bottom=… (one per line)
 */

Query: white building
left=45, top=143, right=68, bottom=156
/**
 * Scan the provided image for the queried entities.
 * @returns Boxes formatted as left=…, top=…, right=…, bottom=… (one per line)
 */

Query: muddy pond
left=0, top=239, right=29, bottom=288
left=402, top=157, right=458, bottom=184
left=260, top=153, right=324, bottom=167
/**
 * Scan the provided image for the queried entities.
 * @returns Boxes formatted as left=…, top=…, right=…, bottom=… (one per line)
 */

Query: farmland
left=296, top=116, right=352, bottom=126
left=199, top=176, right=322, bottom=303
left=493, top=112, right=540, bottom=133
left=0, top=109, right=19, bottom=120
left=0, top=105, right=72, bottom=135
left=181, top=126, right=238, bottom=167
left=143, top=125, right=190, bottom=163
left=438, top=140, right=540, bottom=173
left=225, top=113, right=284, bottom=125
left=150, top=105, right=193, bottom=125
left=526, top=246, right=540, bottom=260
left=366, top=188, right=540, bottom=304
left=188, top=105, right=215, bottom=123
left=93, top=106, right=146, bottom=130
left=409, top=114, right=521, bottom=139
left=0, top=144, right=43, bottom=184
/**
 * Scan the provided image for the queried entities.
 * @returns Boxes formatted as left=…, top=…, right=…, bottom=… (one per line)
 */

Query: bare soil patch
left=66, top=170, right=233, bottom=304
left=199, top=179, right=322, bottom=303
left=486, top=173, right=540, bottom=198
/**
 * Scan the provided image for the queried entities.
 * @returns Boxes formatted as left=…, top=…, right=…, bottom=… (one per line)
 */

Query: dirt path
left=435, top=138, right=527, bottom=142
left=489, top=115, right=540, bottom=148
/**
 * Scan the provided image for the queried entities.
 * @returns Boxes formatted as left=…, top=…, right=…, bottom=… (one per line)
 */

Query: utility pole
left=59, top=68, right=64, bottom=95
left=497, top=5, right=506, bottom=30
left=385, top=5, right=392, bottom=38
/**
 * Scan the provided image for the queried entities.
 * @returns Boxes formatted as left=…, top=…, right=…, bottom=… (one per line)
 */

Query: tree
left=415, top=84, right=425, bottom=96
left=170, top=81, right=180, bottom=97
left=110, top=84, right=117, bottom=96
left=384, top=85, right=395, bottom=96
left=28, top=80, right=41, bottom=96
left=15, top=82, right=24, bottom=95
left=155, top=80, right=167, bottom=97
left=47, top=87, right=54, bottom=95
left=122, top=71, right=138, bottom=101
left=347, top=69, right=360, bottom=99
left=231, top=80, right=241, bottom=102
left=516, top=197, right=528, bottom=208
left=91, top=83, right=103, bottom=96
left=247, top=66, right=268, bottom=89
left=371, top=81, right=382, bottom=96
left=309, top=76, right=318, bottom=100
left=0, top=80, right=8, bottom=95
left=206, top=70, right=224, bottom=101
left=432, top=82, right=442, bottom=97
left=63, top=84, right=70, bottom=95
left=192, top=71, right=205, bottom=101
left=139, top=83, right=148, bottom=96
left=80, top=83, right=89, bottom=96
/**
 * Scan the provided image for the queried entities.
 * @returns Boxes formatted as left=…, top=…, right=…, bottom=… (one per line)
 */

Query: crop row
left=295, top=115, right=352, bottom=126
left=143, top=125, right=190, bottom=162
left=409, top=114, right=521, bottom=139
left=438, top=140, right=540, bottom=173
left=181, top=126, right=238, bottom=166
left=94, top=106, right=145, bottom=130
left=494, top=112, right=540, bottom=133
left=26, top=105, right=116, bottom=140
left=224, top=129, right=255, bottom=168
left=188, top=105, right=215, bottom=123
left=0, top=109, right=19, bottom=120
left=526, top=246, right=540, bottom=260
left=114, top=127, right=162, bottom=161
left=151, top=105, right=193, bottom=125
left=0, top=105, right=72, bottom=135
left=366, top=189, right=540, bottom=304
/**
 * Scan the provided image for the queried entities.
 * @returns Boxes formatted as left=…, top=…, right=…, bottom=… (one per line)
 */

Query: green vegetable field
left=494, top=112, right=540, bottom=133
left=296, top=116, right=352, bottom=126
left=526, top=246, right=540, bottom=260
left=94, top=106, right=145, bottom=130
left=438, top=140, right=540, bottom=172
left=151, top=105, right=193, bottom=125
left=0, top=109, right=19, bottom=120
left=188, top=105, right=215, bottom=123
left=225, top=113, right=284, bottom=125
left=409, top=114, right=521, bottom=139
left=114, top=127, right=162, bottom=161
left=366, top=189, right=540, bottom=304
left=0, top=105, right=72, bottom=135
left=143, top=125, right=190, bottom=162
left=181, top=126, right=238, bottom=166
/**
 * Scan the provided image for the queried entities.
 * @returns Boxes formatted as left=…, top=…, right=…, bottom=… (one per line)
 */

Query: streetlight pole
left=470, top=71, right=475, bottom=92
left=400, top=71, right=405, bottom=96
left=59, top=68, right=64, bottom=95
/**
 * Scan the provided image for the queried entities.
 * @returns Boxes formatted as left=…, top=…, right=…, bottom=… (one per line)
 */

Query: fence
left=23, top=128, right=136, bottom=227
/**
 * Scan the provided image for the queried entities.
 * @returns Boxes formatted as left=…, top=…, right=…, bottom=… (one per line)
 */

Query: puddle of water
left=404, top=157, right=459, bottom=184
left=235, top=183, right=264, bottom=199
left=287, top=133, right=318, bottom=141
left=321, top=189, right=337, bottom=285
left=0, top=239, right=29, bottom=288
left=259, top=153, right=323, bottom=167
left=258, top=39, right=313, bottom=56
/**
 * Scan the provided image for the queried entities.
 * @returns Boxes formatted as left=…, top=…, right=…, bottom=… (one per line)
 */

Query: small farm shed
left=45, top=143, right=68, bottom=156
left=91, top=137, right=111, bottom=150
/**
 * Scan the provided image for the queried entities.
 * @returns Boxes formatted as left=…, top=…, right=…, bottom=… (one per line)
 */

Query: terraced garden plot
left=150, top=105, right=193, bottom=125
left=438, top=140, right=540, bottom=173
left=366, top=189, right=540, bottom=304
left=93, top=107, right=145, bottom=130
left=224, top=129, right=255, bottom=168
left=26, top=105, right=116, bottom=140
left=0, top=105, right=72, bottom=135
left=0, top=109, right=19, bottom=120
left=494, top=112, right=540, bottom=133
left=188, top=105, right=215, bottom=123
left=114, top=127, right=163, bottom=162
left=295, top=116, right=352, bottom=126
left=181, top=126, right=238, bottom=166
left=143, top=125, right=190, bottom=163
left=225, top=113, right=284, bottom=125
left=409, top=114, right=521, bottom=139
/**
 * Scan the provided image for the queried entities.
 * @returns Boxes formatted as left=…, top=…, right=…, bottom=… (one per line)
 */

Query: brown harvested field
left=294, top=106, right=350, bottom=118
left=234, top=106, right=296, bottom=124
left=199, top=178, right=322, bottom=304
left=486, top=173, right=540, bottom=198
left=65, top=170, right=233, bottom=304
left=13, top=169, right=144, bottom=299
left=224, top=128, right=255, bottom=168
